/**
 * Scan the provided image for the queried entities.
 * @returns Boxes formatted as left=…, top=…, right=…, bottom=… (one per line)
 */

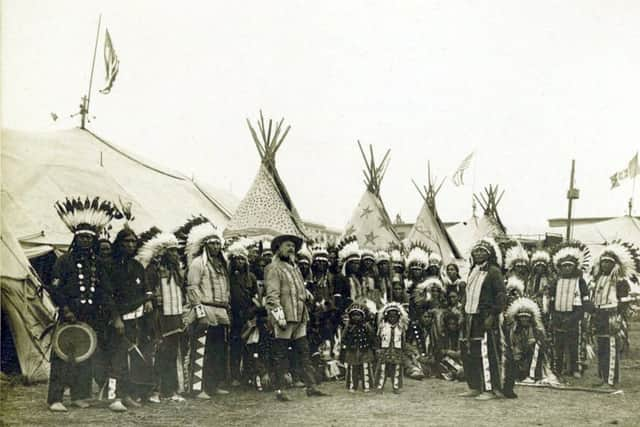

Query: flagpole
left=82, top=14, right=102, bottom=130
left=472, top=149, right=478, bottom=217
left=566, top=159, right=578, bottom=241
left=630, top=152, right=637, bottom=216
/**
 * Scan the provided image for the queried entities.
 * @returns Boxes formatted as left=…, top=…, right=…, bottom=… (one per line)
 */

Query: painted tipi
left=342, top=141, right=401, bottom=250
left=406, top=162, right=461, bottom=264
left=223, top=112, right=308, bottom=240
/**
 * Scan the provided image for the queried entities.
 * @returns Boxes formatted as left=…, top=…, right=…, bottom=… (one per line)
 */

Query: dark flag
left=99, top=29, right=119, bottom=94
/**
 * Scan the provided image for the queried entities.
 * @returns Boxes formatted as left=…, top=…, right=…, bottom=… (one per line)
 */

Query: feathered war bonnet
left=260, top=238, right=274, bottom=257
left=310, top=242, right=329, bottom=263
left=174, top=215, right=210, bottom=264
left=594, top=241, right=640, bottom=282
left=505, top=276, right=525, bottom=297
left=552, top=240, right=592, bottom=273
left=54, top=196, right=122, bottom=236
left=407, top=242, right=430, bottom=270
left=389, top=247, right=406, bottom=270
left=225, top=237, right=255, bottom=260
left=413, top=276, right=445, bottom=308
left=360, top=248, right=376, bottom=262
left=506, top=297, right=544, bottom=332
left=337, top=235, right=360, bottom=274
left=378, top=301, right=409, bottom=330
left=428, top=251, right=442, bottom=267
left=136, top=231, right=180, bottom=268
left=471, top=237, right=503, bottom=269
left=531, top=249, right=551, bottom=268
left=185, top=221, right=225, bottom=267
left=297, top=243, right=312, bottom=264
left=338, top=235, right=360, bottom=262
left=346, top=301, right=370, bottom=319
left=375, top=250, right=391, bottom=265
left=505, top=244, right=530, bottom=272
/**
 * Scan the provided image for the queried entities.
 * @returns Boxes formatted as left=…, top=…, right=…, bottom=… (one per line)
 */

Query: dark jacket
left=49, top=251, right=113, bottom=331
left=110, top=256, right=149, bottom=315
left=462, top=264, right=505, bottom=338
left=230, top=270, right=258, bottom=330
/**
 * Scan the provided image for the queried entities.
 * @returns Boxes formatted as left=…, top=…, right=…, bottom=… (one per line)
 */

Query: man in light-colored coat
left=265, top=234, right=329, bottom=402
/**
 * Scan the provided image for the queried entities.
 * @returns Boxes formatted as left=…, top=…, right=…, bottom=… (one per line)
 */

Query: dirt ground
left=3, top=325, right=640, bottom=427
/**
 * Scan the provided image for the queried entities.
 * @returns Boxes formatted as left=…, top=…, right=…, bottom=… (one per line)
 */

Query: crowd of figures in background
left=44, top=197, right=640, bottom=412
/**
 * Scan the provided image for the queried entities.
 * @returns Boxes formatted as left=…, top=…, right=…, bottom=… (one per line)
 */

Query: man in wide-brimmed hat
left=265, top=234, right=329, bottom=401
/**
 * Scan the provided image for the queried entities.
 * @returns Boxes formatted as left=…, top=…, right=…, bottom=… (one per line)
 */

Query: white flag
left=451, top=152, right=474, bottom=186
left=610, top=153, right=639, bottom=189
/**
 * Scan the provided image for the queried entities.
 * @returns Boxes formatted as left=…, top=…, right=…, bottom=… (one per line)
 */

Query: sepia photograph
left=1, top=1, right=639, bottom=425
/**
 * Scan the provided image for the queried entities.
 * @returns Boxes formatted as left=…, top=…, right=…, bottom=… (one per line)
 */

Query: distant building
left=303, top=220, right=342, bottom=244
left=548, top=216, right=640, bottom=228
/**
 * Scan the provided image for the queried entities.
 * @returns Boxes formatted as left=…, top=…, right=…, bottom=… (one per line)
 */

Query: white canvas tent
left=1, top=217, right=56, bottom=382
left=406, top=163, right=461, bottom=264
left=548, top=216, right=640, bottom=246
left=2, top=128, right=239, bottom=251
left=448, top=186, right=507, bottom=259
left=548, top=215, right=640, bottom=261
left=1, top=127, right=239, bottom=380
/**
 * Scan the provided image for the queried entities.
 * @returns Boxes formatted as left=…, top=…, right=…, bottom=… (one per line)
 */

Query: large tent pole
left=629, top=152, right=637, bottom=216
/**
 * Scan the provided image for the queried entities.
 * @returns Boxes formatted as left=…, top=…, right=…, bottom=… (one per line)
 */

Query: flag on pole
left=99, top=29, right=119, bottom=94
left=451, top=152, right=474, bottom=186
left=610, top=153, right=639, bottom=189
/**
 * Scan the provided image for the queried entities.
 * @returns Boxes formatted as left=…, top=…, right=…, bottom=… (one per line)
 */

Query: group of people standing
left=458, top=237, right=639, bottom=400
left=44, top=196, right=639, bottom=412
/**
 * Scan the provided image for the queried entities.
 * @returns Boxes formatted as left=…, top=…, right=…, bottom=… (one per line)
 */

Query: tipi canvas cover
left=406, top=164, right=461, bottom=264
left=342, top=142, right=401, bottom=250
left=224, top=112, right=307, bottom=240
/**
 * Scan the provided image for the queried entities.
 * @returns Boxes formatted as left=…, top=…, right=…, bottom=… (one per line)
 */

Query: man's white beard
left=280, top=252, right=295, bottom=263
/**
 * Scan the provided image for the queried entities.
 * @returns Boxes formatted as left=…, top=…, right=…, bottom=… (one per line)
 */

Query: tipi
left=223, top=112, right=308, bottom=240
left=448, top=185, right=507, bottom=259
left=406, top=162, right=461, bottom=264
left=342, top=141, right=401, bottom=250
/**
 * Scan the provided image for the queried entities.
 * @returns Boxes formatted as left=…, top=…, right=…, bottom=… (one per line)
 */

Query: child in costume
left=341, top=303, right=376, bottom=392
left=404, top=304, right=437, bottom=380
left=375, top=302, right=408, bottom=393
left=436, top=310, right=464, bottom=381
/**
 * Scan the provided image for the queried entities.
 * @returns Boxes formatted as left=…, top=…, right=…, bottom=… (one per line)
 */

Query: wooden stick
left=266, top=119, right=273, bottom=146
left=436, top=176, right=446, bottom=195
left=271, top=120, right=282, bottom=153
left=496, top=189, right=505, bottom=207
left=357, top=141, right=372, bottom=186
left=258, top=111, right=267, bottom=147
left=516, top=382, right=622, bottom=395
left=246, top=119, right=265, bottom=159
left=412, top=179, right=427, bottom=202
left=274, top=123, right=291, bottom=154
left=473, top=194, right=486, bottom=211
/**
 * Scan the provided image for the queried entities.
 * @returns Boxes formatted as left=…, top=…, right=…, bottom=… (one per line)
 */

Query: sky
left=2, top=0, right=640, bottom=234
